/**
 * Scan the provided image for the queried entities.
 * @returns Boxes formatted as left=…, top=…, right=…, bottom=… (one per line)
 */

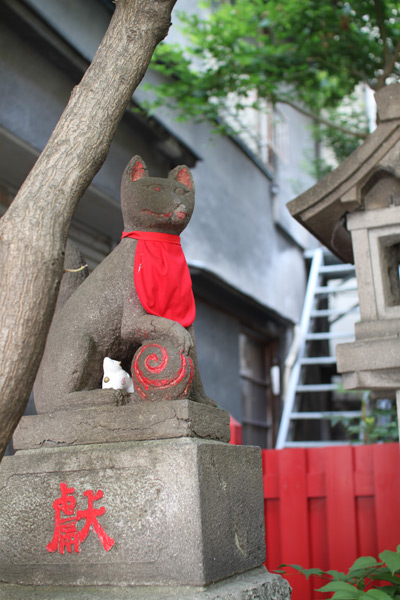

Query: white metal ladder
left=276, top=247, right=362, bottom=448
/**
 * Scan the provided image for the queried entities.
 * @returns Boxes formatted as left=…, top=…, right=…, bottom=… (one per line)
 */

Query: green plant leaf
left=362, top=589, right=396, bottom=599
left=317, top=581, right=360, bottom=596
left=279, top=564, right=324, bottom=579
left=349, top=556, right=379, bottom=573
left=379, top=551, right=400, bottom=575
left=379, top=585, right=400, bottom=598
left=369, top=570, right=400, bottom=586
left=300, top=568, right=325, bottom=579
left=331, top=594, right=362, bottom=600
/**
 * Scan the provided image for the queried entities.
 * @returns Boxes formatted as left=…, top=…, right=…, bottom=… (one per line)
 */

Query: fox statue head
left=120, top=155, right=195, bottom=235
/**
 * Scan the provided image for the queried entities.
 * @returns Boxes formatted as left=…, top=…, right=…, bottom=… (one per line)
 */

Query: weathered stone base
left=0, top=567, right=291, bottom=600
left=337, top=336, right=400, bottom=390
left=0, top=438, right=266, bottom=587
left=13, top=397, right=231, bottom=449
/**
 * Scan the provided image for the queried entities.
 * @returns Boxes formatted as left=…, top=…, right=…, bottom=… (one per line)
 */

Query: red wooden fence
left=229, top=419, right=400, bottom=600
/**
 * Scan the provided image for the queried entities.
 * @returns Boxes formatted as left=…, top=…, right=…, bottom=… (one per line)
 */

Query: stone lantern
left=287, top=83, right=400, bottom=423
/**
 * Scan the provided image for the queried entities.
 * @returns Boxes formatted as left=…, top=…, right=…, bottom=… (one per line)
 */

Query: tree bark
left=0, top=0, right=177, bottom=460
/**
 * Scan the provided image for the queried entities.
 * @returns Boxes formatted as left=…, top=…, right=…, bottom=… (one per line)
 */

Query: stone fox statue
left=34, top=156, right=214, bottom=413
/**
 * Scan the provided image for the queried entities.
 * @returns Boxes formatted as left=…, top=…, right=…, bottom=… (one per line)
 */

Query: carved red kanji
left=47, top=482, right=115, bottom=554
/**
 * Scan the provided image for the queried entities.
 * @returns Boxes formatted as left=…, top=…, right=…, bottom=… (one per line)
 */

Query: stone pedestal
left=0, top=567, right=290, bottom=599
left=0, top=398, right=290, bottom=599
left=12, top=396, right=231, bottom=449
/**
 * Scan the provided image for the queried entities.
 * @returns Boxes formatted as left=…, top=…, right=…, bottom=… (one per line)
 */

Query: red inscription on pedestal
left=77, top=489, right=115, bottom=551
left=47, top=482, right=115, bottom=554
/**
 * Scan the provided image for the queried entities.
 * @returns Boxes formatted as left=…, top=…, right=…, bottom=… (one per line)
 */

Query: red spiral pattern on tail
left=132, top=343, right=193, bottom=401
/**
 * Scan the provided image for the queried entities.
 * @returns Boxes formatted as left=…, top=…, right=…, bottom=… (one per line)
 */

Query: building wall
left=9, top=0, right=312, bottom=324
left=0, top=0, right=317, bottom=435
left=0, top=15, right=173, bottom=237
left=194, top=300, right=241, bottom=419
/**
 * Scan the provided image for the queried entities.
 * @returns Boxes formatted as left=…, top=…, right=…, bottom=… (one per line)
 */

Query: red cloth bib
left=121, top=231, right=196, bottom=328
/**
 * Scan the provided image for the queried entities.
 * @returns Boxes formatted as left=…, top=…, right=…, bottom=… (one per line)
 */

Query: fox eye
left=175, top=187, right=185, bottom=195
left=148, top=184, right=162, bottom=192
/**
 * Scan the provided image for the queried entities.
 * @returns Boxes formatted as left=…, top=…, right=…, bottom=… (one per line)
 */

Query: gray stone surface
left=0, top=439, right=265, bottom=587
left=350, top=228, right=378, bottom=321
left=361, top=222, right=400, bottom=322
left=337, top=337, right=400, bottom=373
left=337, top=335, right=400, bottom=390
left=341, top=368, right=400, bottom=391
left=34, top=156, right=214, bottom=413
left=376, top=83, right=400, bottom=121
left=348, top=203, right=400, bottom=323
left=0, top=567, right=291, bottom=599
left=13, top=398, right=231, bottom=450
left=354, top=318, right=400, bottom=340
left=335, top=181, right=400, bottom=390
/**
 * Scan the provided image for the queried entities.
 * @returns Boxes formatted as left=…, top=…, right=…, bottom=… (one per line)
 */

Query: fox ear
left=168, top=165, right=194, bottom=191
left=128, top=155, right=148, bottom=182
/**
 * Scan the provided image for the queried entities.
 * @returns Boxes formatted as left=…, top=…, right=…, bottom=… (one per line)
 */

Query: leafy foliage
left=330, top=392, right=399, bottom=444
left=321, top=99, right=369, bottom=163
left=147, top=0, right=400, bottom=159
left=313, top=91, right=370, bottom=171
left=279, top=545, right=400, bottom=598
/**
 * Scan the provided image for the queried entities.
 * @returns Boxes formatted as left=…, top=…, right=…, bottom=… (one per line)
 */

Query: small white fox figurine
left=102, top=357, right=134, bottom=393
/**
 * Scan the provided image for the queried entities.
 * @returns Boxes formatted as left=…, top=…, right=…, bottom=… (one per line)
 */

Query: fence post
left=373, top=443, right=400, bottom=553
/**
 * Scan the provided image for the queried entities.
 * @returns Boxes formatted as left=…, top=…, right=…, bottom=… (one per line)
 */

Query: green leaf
left=349, top=557, right=379, bottom=573
left=331, top=594, right=362, bottom=600
left=378, top=586, right=400, bottom=598
left=304, top=569, right=324, bottom=579
left=362, top=589, right=396, bottom=599
left=379, top=550, right=400, bottom=575
left=301, top=568, right=325, bottom=579
left=369, top=569, right=400, bottom=586
left=279, top=564, right=323, bottom=579
left=279, top=563, right=305, bottom=571
left=317, top=581, right=360, bottom=596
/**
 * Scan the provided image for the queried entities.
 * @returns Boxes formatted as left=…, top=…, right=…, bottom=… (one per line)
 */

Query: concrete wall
left=273, top=102, right=320, bottom=250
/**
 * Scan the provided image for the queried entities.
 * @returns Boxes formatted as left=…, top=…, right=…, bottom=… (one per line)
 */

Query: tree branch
left=277, top=99, right=368, bottom=139
left=0, top=0, right=177, bottom=461
left=376, top=36, right=400, bottom=91
left=373, top=0, right=389, bottom=64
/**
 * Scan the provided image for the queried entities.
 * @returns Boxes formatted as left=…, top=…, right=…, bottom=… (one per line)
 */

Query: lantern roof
left=287, top=83, right=400, bottom=263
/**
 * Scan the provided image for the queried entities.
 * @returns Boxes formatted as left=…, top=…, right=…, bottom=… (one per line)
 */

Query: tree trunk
left=0, top=0, right=177, bottom=460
